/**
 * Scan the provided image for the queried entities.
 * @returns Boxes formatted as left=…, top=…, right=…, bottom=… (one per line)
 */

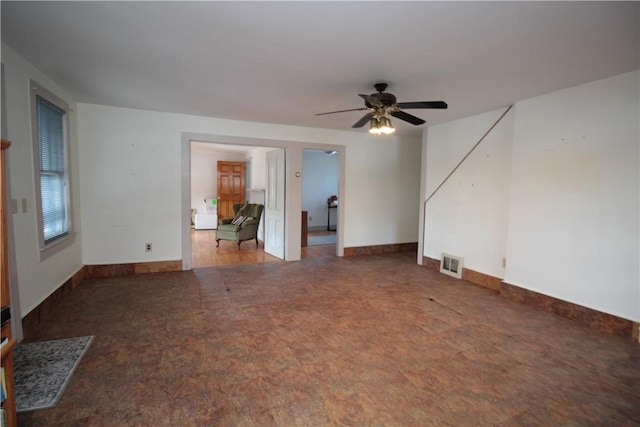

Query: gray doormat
left=13, top=335, right=94, bottom=412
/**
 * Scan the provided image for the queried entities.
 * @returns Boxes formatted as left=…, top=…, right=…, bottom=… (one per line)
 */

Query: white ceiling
left=2, top=1, right=638, bottom=137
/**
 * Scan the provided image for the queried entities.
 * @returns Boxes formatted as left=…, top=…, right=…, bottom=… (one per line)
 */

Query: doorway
left=181, top=133, right=345, bottom=270
left=302, top=149, right=339, bottom=251
left=189, top=142, right=279, bottom=268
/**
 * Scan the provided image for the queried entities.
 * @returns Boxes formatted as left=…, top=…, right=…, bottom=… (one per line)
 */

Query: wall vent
left=440, top=253, right=464, bottom=279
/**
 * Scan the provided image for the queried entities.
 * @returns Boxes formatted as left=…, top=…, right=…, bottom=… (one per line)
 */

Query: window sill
left=40, top=232, right=77, bottom=261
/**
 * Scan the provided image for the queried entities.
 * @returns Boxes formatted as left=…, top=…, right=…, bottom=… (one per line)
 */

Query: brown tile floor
left=19, top=252, right=640, bottom=426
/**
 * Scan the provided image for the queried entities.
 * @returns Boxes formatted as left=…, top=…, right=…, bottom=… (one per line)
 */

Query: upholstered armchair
left=216, top=203, right=264, bottom=249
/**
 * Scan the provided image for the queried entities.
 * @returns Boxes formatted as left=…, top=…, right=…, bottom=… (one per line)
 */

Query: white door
left=264, top=148, right=285, bottom=259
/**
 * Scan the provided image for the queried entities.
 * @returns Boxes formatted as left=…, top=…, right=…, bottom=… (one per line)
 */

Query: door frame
left=180, top=132, right=345, bottom=269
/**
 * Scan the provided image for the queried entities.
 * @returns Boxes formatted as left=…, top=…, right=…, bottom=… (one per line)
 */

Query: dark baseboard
left=423, top=256, right=501, bottom=291
left=85, top=260, right=182, bottom=278
left=344, top=242, right=418, bottom=257
left=422, top=256, right=637, bottom=341
left=22, top=260, right=182, bottom=338
left=22, top=265, right=88, bottom=338
left=500, top=281, right=636, bottom=339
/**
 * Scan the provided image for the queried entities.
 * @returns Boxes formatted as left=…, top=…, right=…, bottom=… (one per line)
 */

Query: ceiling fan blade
left=359, top=94, right=383, bottom=108
left=316, top=107, right=369, bottom=116
left=397, top=101, right=448, bottom=109
left=352, top=112, right=374, bottom=128
left=390, top=110, right=426, bottom=126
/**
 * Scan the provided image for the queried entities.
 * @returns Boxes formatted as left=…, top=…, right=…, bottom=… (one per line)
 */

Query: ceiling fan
left=316, top=83, right=447, bottom=134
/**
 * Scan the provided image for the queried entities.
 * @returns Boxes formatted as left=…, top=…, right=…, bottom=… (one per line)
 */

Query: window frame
left=29, top=79, right=75, bottom=260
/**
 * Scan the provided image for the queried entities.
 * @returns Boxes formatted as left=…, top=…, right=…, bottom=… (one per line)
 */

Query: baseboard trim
left=344, top=242, right=417, bottom=257
left=22, top=265, right=89, bottom=338
left=422, top=256, right=500, bottom=291
left=85, top=260, right=182, bottom=278
left=422, top=256, right=636, bottom=340
left=501, top=281, right=635, bottom=339
left=21, top=260, right=182, bottom=338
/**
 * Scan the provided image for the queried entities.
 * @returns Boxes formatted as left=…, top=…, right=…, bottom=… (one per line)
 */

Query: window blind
left=36, top=95, right=68, bottom=243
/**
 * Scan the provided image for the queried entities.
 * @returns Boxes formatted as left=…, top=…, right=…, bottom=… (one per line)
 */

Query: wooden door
left=217, top=161, right=245, bottom=219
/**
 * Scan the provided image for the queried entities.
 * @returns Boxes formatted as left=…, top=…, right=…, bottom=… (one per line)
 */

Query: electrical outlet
left=502, top=257, right=506, bottom=268
left=309, top=216, right=312, bottom=221
left=145, top=243, right=152, bottom=252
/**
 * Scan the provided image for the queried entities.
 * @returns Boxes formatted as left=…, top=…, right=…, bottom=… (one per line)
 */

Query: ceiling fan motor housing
left=364, top=82, right=397, bottom=110
left=365, top=93, right=397, bottom=109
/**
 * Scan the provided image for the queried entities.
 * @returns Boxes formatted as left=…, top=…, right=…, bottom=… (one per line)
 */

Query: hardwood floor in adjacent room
left=191, top=229, right=336, bottom=268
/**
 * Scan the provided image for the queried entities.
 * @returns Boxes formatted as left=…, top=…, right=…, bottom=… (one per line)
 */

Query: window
left=30, top=80, right=74, bottom=257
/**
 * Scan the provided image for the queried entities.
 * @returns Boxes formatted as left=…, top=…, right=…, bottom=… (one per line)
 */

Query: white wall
left=247, top=146, right=269, bottom=192
left=78, top=103, right=422, bottom=266
left=422, top=71, right=639, bottom=322
left=190, top=145, right=245, bottom=214
left=346, top=136, right=422, bottom=247
left=302, top=150, right=339, bottom=230
left=423, top=107, right=514, bottom=279
left=1, top=42, right=84, bottom=316
left=505, top=71, right=639, bottom=321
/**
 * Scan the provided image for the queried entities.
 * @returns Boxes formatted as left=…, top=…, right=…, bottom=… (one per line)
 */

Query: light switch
left=21, top=198, right=27, bottom=213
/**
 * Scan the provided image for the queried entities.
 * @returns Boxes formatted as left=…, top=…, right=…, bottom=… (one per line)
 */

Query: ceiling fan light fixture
left=379, top=116, right=395, bottom=134
left=369, top=118, right=382, bottom=135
